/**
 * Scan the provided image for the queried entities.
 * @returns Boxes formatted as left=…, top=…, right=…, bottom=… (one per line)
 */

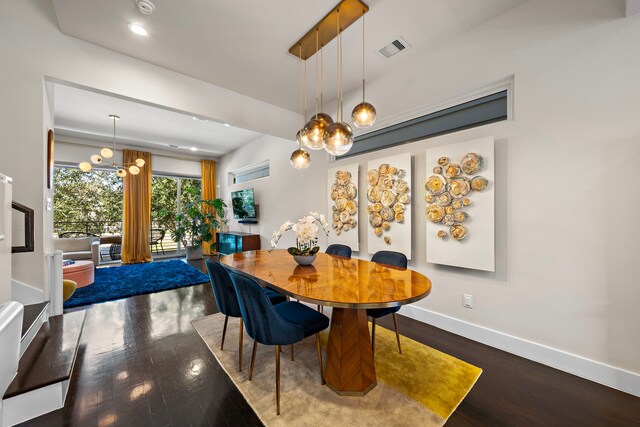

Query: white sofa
left=53, top=236, right=100, bottom=266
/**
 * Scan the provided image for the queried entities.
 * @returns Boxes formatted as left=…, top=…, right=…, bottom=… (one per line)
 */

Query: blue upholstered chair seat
left=367, top=306, right=400, bottom=318
left=275, top=302, right=330, bottom=337
left=265, top=288, right=287, bottom=305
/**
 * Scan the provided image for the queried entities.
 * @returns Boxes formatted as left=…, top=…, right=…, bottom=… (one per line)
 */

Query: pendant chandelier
left=291, top=46, right=311, bottom=169
left=351, top=13, right=376, bottom=128
left=78, top=115, right=146, bottom=177
left=303, top=29, right=332, bottom=150
left=288, top=0, right=373, bottom=164
left=323, top=9, right=353, bottom=156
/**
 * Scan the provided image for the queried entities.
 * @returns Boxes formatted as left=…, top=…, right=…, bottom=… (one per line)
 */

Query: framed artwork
left=425, top=136, right=495, bottom=271
left=327, top=164, right=359, bottom=251
left=47, top=129, right=54, bottom=189
left=11, top=201, right=34, bottom=253
left=366, top=153, right=412, bottom=259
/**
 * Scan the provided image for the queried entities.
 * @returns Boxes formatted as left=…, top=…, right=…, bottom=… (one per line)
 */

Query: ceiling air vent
left=136, top=0, right=156, bottom=16
left=377, top=36, right=411, bottom=59
left=168, top=144, right=179, bottom=148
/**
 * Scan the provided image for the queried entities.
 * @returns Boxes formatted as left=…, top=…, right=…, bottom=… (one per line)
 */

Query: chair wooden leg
left=371, top=317, right=376, bottom=354
left=221, top=315, right=229, bottom=350
left=392, top=312, right=402, bottom=354
left=317, top=305, right=323, bottom=313
left=275, top=345, right=281, bottom=416
left=249, top=341, right=258, bottom=380
left=315, top=333, right=325, bottom=385
left=290, top=344, right=294, bottom=361
left=238, top=318, right=244, bottom=371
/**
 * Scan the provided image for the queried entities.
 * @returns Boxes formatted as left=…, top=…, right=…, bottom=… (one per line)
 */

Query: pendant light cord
left=304, top=51, right=308, bottom=124
left=315, top=28, right=319, bottom=118
left=299, top=45, right=304, bottom=147
left=362, top=12, right=366, bottom=103
left=320, top=45, right=324, bottom=113
left=336, top=10, right=342, bottom=122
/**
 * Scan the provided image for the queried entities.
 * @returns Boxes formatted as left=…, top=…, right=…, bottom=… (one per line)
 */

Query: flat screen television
left=231, top=188, right=257, bottom=222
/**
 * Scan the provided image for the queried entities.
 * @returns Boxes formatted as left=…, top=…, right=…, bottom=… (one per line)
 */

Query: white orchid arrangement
left=270, top=212, right=331, bottom=256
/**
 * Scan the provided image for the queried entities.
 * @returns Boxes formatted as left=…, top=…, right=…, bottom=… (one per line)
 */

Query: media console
left=216, top=231, right=260, bottom=255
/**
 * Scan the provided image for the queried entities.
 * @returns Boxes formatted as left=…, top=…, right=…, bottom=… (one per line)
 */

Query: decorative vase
left=186, top=245, right=203, bottom=260
left=293, top=253, right=317, bottom=266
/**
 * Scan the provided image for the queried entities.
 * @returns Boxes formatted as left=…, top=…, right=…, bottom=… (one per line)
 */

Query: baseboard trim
left=400, top=305, right=640, bottom=398
left=2, top=380, right=68, bottom=426
left=11, top=280, right=44, bottom=306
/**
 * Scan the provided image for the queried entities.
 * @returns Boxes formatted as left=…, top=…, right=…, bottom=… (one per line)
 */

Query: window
left=343, top=90, right=508, bottom=157
left=229, top=160, right=269, bottom=185
left=151, top=175, right=202, bottom=256
left=53, top=167, right=123, bottom=236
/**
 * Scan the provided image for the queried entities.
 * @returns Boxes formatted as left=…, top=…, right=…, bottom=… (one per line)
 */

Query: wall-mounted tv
left=231, top=188, right=257, bottom=223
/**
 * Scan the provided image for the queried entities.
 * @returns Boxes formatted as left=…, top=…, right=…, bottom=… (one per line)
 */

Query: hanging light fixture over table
left=288, top=0, right=371, bottom=162
left=291, top=45, right=311, bottom=169
left=78, top=115, right=146, bottom=177
left=351, top=12, right=376, bottom=128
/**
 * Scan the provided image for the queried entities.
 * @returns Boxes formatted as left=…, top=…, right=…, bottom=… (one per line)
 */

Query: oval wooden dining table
left=220, top=249, right=432, bottom=396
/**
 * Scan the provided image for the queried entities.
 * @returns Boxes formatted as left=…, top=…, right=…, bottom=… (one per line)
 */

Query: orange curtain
left=201, top=160, right=217, bottom=255
left=122, top=150, right=152, bottom=264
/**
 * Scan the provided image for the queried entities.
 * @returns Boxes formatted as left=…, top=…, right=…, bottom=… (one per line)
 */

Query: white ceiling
left=51, top=0, right=529, bottom=157
left=54, top=83, right=262, bottom=157
left=51, top=0, right=529, bottom=114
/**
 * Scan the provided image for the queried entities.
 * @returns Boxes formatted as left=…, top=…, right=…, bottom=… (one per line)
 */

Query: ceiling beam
left=626, top=0, right=640, bottom=16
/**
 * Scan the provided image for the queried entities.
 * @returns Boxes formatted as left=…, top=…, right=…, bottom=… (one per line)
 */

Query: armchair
left=53, top=236, right=100, bottom=266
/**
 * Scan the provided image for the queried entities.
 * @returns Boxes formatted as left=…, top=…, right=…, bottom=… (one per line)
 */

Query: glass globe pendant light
left=303, top=29, right=328, bottom=150
left=323, top=9, right=353, bottom=156
left=79, top=162, right=92, bottom=172
left=352, top=13, right=376, bottom=128
left=291, top=44, right=311, bottom=169
left=290, top=145, right=311, bottom=169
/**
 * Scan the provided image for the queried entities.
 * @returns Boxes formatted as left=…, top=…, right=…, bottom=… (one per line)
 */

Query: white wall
left=0, top=0, right=297, bottom=293
left=219, top=0, right=640, bottom=391
left=218, top=135, right=332, bottom=251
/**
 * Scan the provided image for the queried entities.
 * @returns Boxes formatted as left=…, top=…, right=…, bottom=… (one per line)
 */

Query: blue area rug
left=64, top=260, right=210, bottom=309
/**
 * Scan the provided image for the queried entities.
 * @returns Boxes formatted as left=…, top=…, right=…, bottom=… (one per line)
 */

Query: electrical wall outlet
left=463, top=293, right=474, bottom=309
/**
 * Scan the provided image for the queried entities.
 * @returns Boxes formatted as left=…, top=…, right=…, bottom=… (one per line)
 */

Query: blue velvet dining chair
left=205, top=259, right=286, bottom=371
left=325, top=244, right=352, bottom=258
left=367, top=250, right=408, bottom=355
left=229, top=271, right=329, bottom=416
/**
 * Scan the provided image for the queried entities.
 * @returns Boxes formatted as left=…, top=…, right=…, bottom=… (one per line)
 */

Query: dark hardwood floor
left=22, top=258, right=640, bottom=426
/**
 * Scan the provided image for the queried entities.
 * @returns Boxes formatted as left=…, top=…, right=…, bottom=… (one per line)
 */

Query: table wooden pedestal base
left=324, top=308, right=377, bottom=396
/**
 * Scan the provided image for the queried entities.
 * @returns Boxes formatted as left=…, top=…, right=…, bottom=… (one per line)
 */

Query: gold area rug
left=192, top=313, right=481, bottom=426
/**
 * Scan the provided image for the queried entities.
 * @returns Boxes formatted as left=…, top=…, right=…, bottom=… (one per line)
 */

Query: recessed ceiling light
left=224, top=123, right=230, bottom=127
left=190, top=147, right=198, bottom=152
left=128, top=23, right=148, bottom=36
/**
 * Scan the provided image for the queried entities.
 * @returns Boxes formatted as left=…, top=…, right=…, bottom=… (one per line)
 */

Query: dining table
left=220, top=249, right=432, bottom=396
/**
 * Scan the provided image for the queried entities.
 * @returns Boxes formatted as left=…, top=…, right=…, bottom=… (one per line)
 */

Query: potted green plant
left=163, top=187, right=226, bottom=260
